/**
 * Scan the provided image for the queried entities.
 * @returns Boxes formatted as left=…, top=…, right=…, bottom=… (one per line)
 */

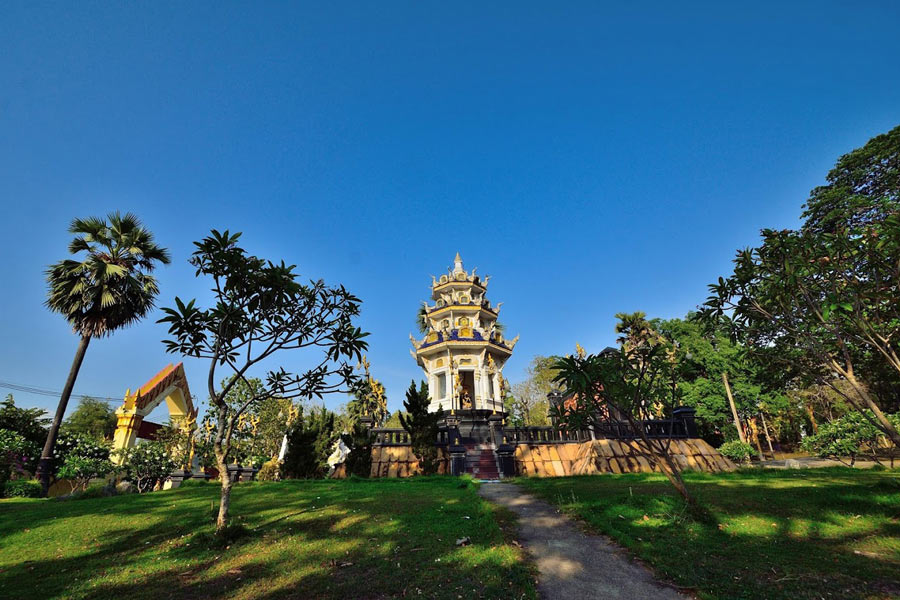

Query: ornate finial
left=576, top=342, right=586, bottom=358
left=431, top=275, right=438, bottom=287
left=453, top=252, right=464, bottom=274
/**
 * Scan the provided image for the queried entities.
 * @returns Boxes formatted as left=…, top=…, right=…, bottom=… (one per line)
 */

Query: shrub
left=55, top=434, right=115, bottom=491
left=2, top=478, right=42, bottom=498
left=256, top=458, right=281, bottom=481
left=0, top=428, right=38, bottom=486
left=718, top=440, right=758, bottom=464
left=117, top=441, right=178, bottom=493
left=57, top=456, right=117, bottom=491
left=77, top=483, right=114, bottom=499
left=801, top=411, right=898, bottom=467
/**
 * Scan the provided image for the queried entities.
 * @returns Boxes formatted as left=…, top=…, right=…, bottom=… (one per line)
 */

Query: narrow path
left=479, top=482, right=689, bottom=600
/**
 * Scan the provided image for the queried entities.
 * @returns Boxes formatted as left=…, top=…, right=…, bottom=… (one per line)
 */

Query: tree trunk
left=805, top=403, right=819, bottom=434
left=760, top=412, right=776, bottom=459
left=215, top=445, right=232, bottom=532
left=748, top=417, right=765, bottom=461
left=623, top=413, right=694, bottom=504
left=722, top=372, right=746, bottom=443
left=36, top=334, right=91, bottom=496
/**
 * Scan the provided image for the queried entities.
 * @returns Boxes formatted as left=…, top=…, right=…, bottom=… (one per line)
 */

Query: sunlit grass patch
left=519, top=467, right=900, bottom=600
left=0, top=477, right=536, bottom=600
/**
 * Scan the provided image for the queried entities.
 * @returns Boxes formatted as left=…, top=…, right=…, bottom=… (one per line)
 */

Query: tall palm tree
left=36, top=213, right=170, bottom=494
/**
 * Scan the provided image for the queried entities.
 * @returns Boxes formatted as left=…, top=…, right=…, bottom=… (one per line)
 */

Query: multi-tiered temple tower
left=410, top=254, right=519, bottom=426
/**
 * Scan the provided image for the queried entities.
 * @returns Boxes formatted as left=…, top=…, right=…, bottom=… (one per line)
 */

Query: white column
left=492, top=373, right=501, bottom=409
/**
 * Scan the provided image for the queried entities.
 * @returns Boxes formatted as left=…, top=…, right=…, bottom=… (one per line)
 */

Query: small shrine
left=410, top=253, right=519, bottom=439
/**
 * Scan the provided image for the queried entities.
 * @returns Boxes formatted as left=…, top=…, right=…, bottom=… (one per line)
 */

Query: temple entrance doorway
left=459, top=370, right=475, bottom=409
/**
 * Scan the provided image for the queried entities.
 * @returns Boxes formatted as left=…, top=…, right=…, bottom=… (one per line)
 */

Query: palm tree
left=36, top=213, right=170, bottom=494
left=415, top=305, right=429, bottom=334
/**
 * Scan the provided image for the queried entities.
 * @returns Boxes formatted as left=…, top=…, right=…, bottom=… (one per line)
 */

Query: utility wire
left=0, top=379, right=122, bottom=403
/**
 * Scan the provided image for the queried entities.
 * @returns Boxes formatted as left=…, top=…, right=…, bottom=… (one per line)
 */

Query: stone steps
left=465, top=446, right=500, bottom=480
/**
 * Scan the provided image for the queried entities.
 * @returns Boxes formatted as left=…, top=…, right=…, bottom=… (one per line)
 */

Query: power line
left=0, top=379, right=122, bottom=404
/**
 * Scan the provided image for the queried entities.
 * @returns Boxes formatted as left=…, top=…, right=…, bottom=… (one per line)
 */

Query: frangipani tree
left=551, top=312, right=693, bottom=503
left=38, top=213, right=170, bottom=494
left=159, top=230, right=367, bottom=531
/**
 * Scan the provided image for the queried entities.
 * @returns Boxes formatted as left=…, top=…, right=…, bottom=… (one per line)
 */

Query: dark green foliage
left=0, top=428, right=39, bottom=485
left=46, top=212, right=171, bottom=339
left=399, top=380, right=443, bottom=475
left=341, top=423, right=373, bottom=478
left=701, top=125, right=900, bottom=446
left=61, top=397, right=117, bottom=440
left=654, top=315, right=788, bottom=446
left=0, top=395, right=49, bottom=449
left=282, top=407, right=338, bottom=479
left=2, top=478, right=42, bottom=498
left=117, top=440, right=177, bottom=493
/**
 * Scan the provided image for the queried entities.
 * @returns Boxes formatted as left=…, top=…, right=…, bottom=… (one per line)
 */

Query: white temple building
left=410, top=253, right=519, bottom=414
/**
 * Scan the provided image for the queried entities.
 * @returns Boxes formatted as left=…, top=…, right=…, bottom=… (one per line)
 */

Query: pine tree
left=399, top=380, right=443, bottom=475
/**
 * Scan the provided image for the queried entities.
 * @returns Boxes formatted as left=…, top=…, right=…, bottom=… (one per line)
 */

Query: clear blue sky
left=1, top=2, right=898, bottom=420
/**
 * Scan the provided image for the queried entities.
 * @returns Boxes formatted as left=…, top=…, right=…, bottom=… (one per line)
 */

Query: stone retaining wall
left=515, top=438, right=734, bottom=477
left=335, top=439, right=732, bottom=478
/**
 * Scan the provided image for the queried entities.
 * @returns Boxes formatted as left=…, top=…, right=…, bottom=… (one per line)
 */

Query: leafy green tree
left=653, top=316, right=787, bottom=447
left=0, top=395, right=49, bottom=450
left=159, top=230, right=368, bottom=531
left=399, top=380, right=443, bottom=475
left=0, top=429, right=38, bottom=486
left=38, top=213, right=170, bottom=494
left=282, top=406, right=338, bottom=479
left=508, top=355, right=560, bottom=426
left=62, top=397, right=117, bottom=440
left=552, top=313, right=694, bottom=502
left=702, top=125, right=900, bottom=447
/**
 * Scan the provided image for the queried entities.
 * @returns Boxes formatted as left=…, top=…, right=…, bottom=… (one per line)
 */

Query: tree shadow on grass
left=518, top=468, right=900, bottom=600
left=0, top=477, right=536, bottom=600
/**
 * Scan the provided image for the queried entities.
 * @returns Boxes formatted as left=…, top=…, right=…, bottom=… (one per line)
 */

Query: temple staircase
left=464, top=443, right=501, bottom=480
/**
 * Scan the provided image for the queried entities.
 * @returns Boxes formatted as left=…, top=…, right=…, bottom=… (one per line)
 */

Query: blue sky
left=1, top=2, right=898, bottom=420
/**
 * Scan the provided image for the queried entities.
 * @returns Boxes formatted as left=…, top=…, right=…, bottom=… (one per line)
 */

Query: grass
left=517, top=467, right=900, bottom=600
left=0, top=476, right=537, bottom=600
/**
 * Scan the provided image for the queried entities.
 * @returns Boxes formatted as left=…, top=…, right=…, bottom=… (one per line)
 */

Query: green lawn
left=518, top=467, right=900, bottom=600
left=0, top=477, right=536, bottom=600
